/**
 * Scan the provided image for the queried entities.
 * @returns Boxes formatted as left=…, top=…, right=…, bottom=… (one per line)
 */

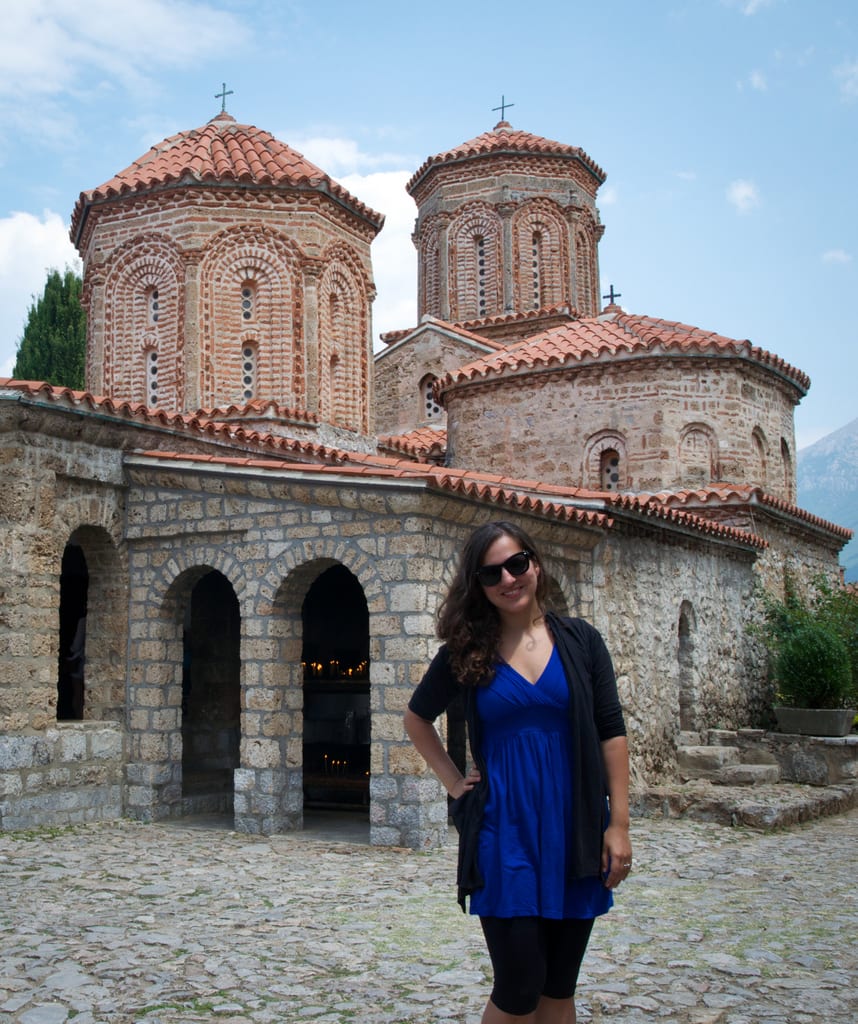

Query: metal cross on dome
left=492, top=95, right=515, bottom=121
left=215, top=82, right=234, bottom=113
left=602, top=285, right=622, bottom=305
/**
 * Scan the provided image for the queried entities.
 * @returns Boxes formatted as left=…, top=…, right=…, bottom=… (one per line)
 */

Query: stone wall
left=596, top=525, right=764, bottom=783
left=445, top=357, right=799, bottom=501
left=0, top=723, right=124, bottom=829
left=374, top=324, right=493, bottom=436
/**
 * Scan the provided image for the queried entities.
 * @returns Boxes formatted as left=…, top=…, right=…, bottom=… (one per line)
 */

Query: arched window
left=240, top=280, right=256, bottom=323
left=241, top=343, right=256, bottom=402
left=476, top=236, right=487, bottom=317
left=146, top=349, right=159, bottom=407
left=600, top=448, right=621, bottom=490
left=147, top=286, right=160, bottom=325
left=531, top=231, right=543, bottom=309
left=421, top=374, right=442, bottom=422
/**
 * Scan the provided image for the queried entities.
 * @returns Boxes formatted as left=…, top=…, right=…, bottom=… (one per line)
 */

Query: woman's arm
left=403, top=707, right=479, bottom=799
left=600, top=734, right=632, bottom=889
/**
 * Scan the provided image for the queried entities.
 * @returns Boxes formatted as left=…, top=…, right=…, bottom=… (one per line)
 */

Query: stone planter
left=774, top=707, right=857, bottom=737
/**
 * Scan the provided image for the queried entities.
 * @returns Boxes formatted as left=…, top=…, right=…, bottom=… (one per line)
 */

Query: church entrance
left=57, top=542, right=88, bottom=720
left=181, top=571, right=241, bottom=813
left=301, top=565, right=370, bottom=812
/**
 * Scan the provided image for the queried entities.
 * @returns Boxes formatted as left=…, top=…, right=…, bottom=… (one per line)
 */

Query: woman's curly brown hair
left=437, top=521, right=548, bottom=686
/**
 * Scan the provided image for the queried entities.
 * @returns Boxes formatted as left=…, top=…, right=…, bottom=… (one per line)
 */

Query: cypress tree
left=13, top=268, right=86, bottom=389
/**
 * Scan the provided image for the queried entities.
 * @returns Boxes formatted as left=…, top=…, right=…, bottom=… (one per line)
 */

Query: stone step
left=678, top=745, right=741, bottom=776
left=713, top=763, right=781, bottom=786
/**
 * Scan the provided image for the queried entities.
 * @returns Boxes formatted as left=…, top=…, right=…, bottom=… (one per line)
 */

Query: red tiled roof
left=0, top=378, right=349, bottom=465
left=1, top=377, right=769, bottom=551
left=378, top=315, right=507, bottom=350
left=71, top=113, right=384, bottom=244
left=646, top=484, right=854, bottom=541
left=407, top=121, right=606, bottom=195
left=377, top=427, right=447, bottom=460
left=436, top=311, right=811, bottom=395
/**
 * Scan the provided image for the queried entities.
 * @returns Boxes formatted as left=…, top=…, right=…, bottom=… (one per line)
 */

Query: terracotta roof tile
left=407, top=121, right=606, bottom=194
left=377, top=427, right=447, bottom=461
left=71, top=113, right=384, bottom=243
left=647, top=484, right=853, bottom=541
left=1, top=378, right=772, bottom=551
left=437, top=311, right=810, bottom=396
left=378, top=315, right=507, bottom=350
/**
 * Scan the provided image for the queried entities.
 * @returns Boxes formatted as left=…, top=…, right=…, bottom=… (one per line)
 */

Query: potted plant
left=772, top=620, right=856, bottom=736
left=754, top=573, right=857, bottom=737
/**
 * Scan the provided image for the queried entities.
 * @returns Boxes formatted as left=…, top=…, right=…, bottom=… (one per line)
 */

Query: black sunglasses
left=475, top=550, right=533, bottom=587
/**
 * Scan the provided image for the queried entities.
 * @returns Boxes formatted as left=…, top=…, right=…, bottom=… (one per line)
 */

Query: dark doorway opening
left=182, top=571, right=240, bottom=813
left=302, top=565, right=370, bottom=811
left=57, top=543, right=88, bottom=720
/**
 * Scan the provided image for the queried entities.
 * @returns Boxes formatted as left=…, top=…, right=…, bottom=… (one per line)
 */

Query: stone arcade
left=0, top=110, right=850, bottom=841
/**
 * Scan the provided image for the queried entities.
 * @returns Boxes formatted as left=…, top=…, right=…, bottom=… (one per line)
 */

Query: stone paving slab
left=0, top=808, right=856, bottom=1023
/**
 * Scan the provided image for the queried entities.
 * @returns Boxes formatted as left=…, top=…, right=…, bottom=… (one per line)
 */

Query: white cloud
left=822, top=249, right=852, bottom=264
left=834, top=60, right=858, bottom=102
left=0, top=211, right=80, bottom=377
left=598, top=185, right=619, bottom=206
left=339, top=171, right=418, bottom=342
left=726, top=179, right=760, bottom=214
left=0, top=0, right=249, bottom=97
left=749, top=70, right=768, bottom=91
left=0, top=1, right=250, bottom=145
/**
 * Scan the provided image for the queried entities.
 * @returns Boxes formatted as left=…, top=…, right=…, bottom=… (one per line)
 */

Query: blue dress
left=468, top=646, right=613, bottom=920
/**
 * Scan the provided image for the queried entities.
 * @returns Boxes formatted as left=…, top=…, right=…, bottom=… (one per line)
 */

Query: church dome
left=71, top=112, right=384, bottom=245
left=406, top=120, right=606, bottom=201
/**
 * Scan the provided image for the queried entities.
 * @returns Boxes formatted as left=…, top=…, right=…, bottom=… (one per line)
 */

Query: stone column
left=181, top=251, right=203, bottom=412
left=301, top=257, right=324, bottom=415
left=498, top=197, right=516, bottom=314
left=437, top=215, right=451, bottom=322
left=83, top=266, right=107, bottom=396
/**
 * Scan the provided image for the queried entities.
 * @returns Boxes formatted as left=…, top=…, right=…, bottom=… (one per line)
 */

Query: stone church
left=0, top=107, right=850, bottom=843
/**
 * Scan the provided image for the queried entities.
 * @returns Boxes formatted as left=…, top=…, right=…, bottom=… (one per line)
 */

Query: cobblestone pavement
left=1, top=807, right=855, bottom=1024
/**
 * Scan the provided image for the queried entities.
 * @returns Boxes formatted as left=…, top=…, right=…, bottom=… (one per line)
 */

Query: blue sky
left=1, top=0, right=855, bottom=449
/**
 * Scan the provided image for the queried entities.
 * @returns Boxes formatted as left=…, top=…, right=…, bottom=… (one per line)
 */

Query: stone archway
left=57, top=543, right=88, bottom=720
left=301, top=564, right=370, bottom=814
left=181, top=570, right=241, bottom=814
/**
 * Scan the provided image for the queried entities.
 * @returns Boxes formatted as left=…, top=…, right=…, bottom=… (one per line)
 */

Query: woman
left=404, top=521, right=632, bottom=1024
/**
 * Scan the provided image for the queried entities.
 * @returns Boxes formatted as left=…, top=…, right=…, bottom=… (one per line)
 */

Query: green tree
left=13, top=268, right=86, bottom=389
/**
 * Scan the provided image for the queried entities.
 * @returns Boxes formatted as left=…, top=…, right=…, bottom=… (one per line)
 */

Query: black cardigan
left=407, top=613, right=626, bottom=911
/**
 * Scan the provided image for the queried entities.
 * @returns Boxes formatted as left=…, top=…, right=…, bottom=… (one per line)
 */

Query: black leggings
left=479, top=916, right=595, bottom=1017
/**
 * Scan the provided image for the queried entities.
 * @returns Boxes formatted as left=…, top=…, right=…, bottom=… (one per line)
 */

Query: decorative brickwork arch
left=199, top=225, right=304, bottom=411
left=318, top=244, right=371, bottom=433
left=511, top=199, right=570, bottom=311
left=102, top=236, right=184, bottom=408
left=678, top=423, right=719, bottom=487
left=416, top=218, right=443, bottom=318
left=584, top=431, right=629, bottom=491
left=448, top=203, right=502, bottom=321
left=751, top=426, right=768, bottom=489
left=573, top=214, right=600, bottom=316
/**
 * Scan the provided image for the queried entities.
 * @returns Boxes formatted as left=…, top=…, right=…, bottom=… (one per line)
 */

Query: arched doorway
left=301, top=564, right=370, bottom=812
left=182, top=570, right=241, bottom=813
left=57, top=543, right=88, bottom=720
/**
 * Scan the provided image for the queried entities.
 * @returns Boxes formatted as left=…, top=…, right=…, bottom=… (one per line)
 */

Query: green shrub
left=774, top=621, right=852, bottom=709
left=752, top=571, right=857, bottom=710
